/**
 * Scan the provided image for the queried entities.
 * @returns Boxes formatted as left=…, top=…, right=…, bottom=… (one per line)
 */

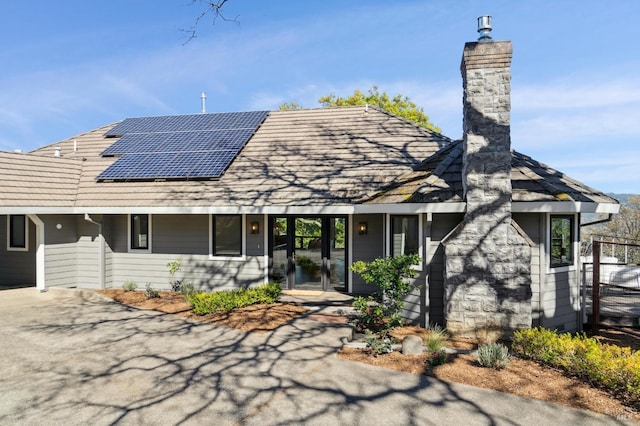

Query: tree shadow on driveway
left=0, top=297, right=617, bottom=425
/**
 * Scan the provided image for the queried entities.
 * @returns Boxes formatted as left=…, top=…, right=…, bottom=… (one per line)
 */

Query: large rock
left=401, top=335, right=423, bottom=355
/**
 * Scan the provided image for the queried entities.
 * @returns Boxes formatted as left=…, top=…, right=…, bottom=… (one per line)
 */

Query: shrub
left=145, top=283, right=159, bottom=299
left=180, top=282, right=196, bottom=297
left=476, top=343, right=510, bottom=369
left=364, top=330, right=395, bottom=355
left=512, top=327, right=640, bottom=398
left=187, top=283, right=282, bottom=315
left=428, top=349, right=447, bottom=366
left=352, top=296, right=386, bottom=331
left=122, top=280, right=137, bottom=292
left=350, top=253, right=421, bottom=330
left=166, top=257, right=182, bottom=291
left=424, top=324, right=447, bottom=353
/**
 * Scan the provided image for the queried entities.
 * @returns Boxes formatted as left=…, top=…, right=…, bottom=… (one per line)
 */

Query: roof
left=20, top=106, right=449, bottom=211
left=367, top=140, right=618, bottom=212
left=0, top=106, right=617, bottom=214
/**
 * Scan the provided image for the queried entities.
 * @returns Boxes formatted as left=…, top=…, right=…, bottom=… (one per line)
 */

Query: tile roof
left=0, top=151, right=82, bottom=207
left=367, top=140, right=618, bottom=206
left=0, top=107, right=616, bottom=212
left=22, top=106, right=450, bottom=209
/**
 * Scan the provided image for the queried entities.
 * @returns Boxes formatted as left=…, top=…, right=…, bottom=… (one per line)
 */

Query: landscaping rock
left=402, top=335, right=423, bottom=355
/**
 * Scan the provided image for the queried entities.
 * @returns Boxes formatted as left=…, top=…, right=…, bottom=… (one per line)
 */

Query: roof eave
left=512, top=201, right=620, bottom=214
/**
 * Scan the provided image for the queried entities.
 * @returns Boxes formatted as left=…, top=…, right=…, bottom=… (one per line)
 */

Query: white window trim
left=546, top=213, right=578, bottom=273
left=209, top=214, right=247, bottom=261
left=127, top=214, right=152, bottom=253
left=385, top=213, right=423, bottom=271
left=7, top=214, right=28, bottom=252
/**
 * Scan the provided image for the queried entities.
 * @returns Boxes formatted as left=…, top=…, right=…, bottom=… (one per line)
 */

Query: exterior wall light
left=250, top=221, right=260, bottom=234
left=358, top=222, right=368, bottom=235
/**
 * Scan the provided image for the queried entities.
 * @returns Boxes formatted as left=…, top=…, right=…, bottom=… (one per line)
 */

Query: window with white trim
left=7, top=215, right=28, bottom=251
left=129, top=214, right=150, bottom=251
left=212, top=215, right=242, bottom=257
left=550, top=215, right=574, bottom=268
left=390, top=215, right=419, bottom=257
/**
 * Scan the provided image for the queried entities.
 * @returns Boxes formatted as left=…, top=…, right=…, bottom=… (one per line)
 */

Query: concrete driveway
left=0, top=288, right=631, bottom=425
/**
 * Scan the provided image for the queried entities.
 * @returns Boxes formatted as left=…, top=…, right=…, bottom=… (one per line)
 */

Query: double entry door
left=270, top=216, right=346, bottom=292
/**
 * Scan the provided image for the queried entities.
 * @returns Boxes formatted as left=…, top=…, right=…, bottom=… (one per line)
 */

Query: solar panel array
left=97, top=111, right=269, bottom=181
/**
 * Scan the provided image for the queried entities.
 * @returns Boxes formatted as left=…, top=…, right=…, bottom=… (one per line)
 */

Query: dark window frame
left=550, top=215, right=575, bottom=268
left=390, top=215, right=419, bottom=257
left=129, top=214, right=150, bottom=251
left=7, top=215, right=27, bottom=251
left=212, top=214, right=243, bottom=257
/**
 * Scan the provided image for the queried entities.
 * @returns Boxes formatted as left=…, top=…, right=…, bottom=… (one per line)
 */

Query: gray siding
left=351, top=214, right=384, bottom=294
left=513, top=213, right=542, bottom=327
left=541, top=268, right=580, bottom=331
left=0, top=216, right=36, bottom=286
left=41, top=214, right=103, bottom=289
left=105, top=214, right=266, bottom=291
left=427, top=213, right=464, bottom=326
left=513, top=212, right=580, bottom=331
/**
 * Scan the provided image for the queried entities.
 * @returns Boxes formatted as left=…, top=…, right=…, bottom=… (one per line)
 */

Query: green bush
left=180, top=282, right=196, bottom=298
left=350, top=253, right=421, bottom=330
left=476, top=343, right=510, bottom=369
left=188, top=283, right=282, bottom=315
left=352, top=296, right=386, bottom=331
left=364, top=330, right=395, bottom=355
left=122, top=280, right=137, bottom=292
left=512, top=327, right=640, bottom=397
left=428, top=349, right=447, bottom=366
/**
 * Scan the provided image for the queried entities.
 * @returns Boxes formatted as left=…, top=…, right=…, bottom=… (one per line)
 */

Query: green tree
left=583, top=195, right=640, bottom=263
left=281, top=86, right=440, bottom=133
left=603, top=195, right=640, bottom=243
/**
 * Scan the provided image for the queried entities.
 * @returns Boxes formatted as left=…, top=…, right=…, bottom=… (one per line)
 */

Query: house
left=0, top=22, right=618, bottom=337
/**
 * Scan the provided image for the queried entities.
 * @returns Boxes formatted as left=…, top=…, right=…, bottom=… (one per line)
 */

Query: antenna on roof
left=477, top=15, right=493, bottom=41
left=200, top=91, right=207, bottom=114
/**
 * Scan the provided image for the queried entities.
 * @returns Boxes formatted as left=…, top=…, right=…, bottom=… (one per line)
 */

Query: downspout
left=84, top=214, right=106, bottom=290
left=26, top=214, right=46, bottom=292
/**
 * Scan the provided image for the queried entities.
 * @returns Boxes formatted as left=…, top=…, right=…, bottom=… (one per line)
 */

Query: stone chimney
left=442, top=19, right=532, bottom=340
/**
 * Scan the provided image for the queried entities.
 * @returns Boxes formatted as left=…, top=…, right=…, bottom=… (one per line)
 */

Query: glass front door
left=294, top=217, right=323, bottom=290
left=270, top=216, right=347, bottom=291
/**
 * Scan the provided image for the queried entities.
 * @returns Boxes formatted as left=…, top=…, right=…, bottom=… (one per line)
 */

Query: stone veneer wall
left=443, top=40, right=532, bottom=340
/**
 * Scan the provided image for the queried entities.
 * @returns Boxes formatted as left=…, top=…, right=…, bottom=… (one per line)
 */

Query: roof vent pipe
left=73, top=139, right=77, bottom=152
left=201, top=91, right=207, bottom=114
left=477, top=15, right=493, bottom=41
left=54, top=147, right=61, bottom=157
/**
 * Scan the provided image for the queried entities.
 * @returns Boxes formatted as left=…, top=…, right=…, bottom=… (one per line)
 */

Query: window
left=391, top=215, right=419, bottom=256
left=129, top=214, right=150, bottom=251
left=212, top=215, right=242, bottom=256
left=550, top=215, right=574, bottom=268
left=7, top=215, right=27, bottom=251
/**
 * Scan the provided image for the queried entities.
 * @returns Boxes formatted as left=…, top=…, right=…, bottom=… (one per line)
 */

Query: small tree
left=350, top=253, right=421, bottom=329
left=280, top=86, right=441, bottom=133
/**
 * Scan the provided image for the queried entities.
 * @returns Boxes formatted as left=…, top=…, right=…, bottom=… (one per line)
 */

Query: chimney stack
left=442, top=18, right=532, bottom=340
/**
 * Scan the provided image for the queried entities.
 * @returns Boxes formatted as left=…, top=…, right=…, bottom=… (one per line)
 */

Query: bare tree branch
left=180, top=0, right=239, bottom=44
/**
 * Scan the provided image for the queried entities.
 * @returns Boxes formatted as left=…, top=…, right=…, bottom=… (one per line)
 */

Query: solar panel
left=105, top=111, right=269, bottom=137
left=98, top=110, right=268, bottom=181
left=97, top=150, right=240, bottom=180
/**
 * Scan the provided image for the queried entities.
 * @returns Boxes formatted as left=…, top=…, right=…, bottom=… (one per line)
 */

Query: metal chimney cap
left=477, top=15, right=492, bottom=41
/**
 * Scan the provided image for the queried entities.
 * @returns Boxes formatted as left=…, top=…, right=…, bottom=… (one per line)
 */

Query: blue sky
left=0, top=1, right=638, bottom=194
